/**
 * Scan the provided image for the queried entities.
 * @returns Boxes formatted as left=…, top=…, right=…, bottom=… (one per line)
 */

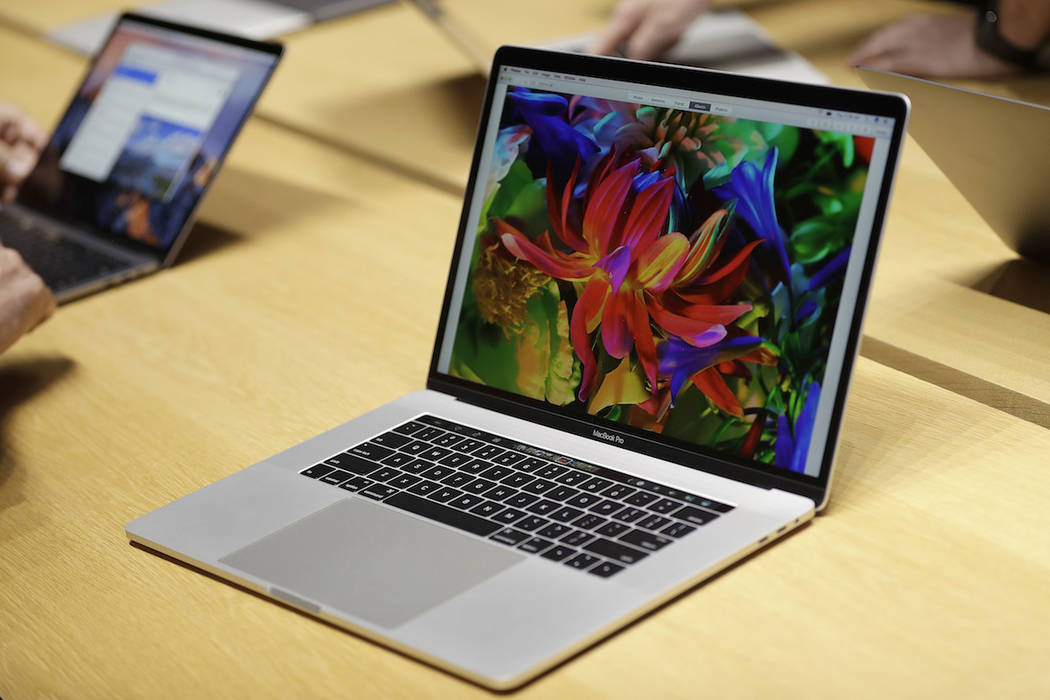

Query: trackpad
left=219, top=498, right=523, bottom=629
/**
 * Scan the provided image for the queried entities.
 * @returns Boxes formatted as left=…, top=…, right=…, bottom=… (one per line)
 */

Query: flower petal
left=571, top=277, right=610, bottom=401
left=635, top=232, right=689, bottom=293
left=600, top=290, right=632, bottom=359
left=621, top=176, right=674, bottom=252
left=582, top=159, right=637, bottom=254
left=497, top=221, right=590, bottom=280
left=691, top=368, right=743, bottom=418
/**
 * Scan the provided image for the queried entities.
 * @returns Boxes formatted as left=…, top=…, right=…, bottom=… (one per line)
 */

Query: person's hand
left=849, top=13, right=1019, bottom=79
left=0, top=246, right=55, bottom=355
left=0, top=102, right=46, bottom=202
left=590, top=0, right=712, bottom=61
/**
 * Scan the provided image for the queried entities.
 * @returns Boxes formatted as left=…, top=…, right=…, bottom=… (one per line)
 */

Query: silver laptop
left=128, top=48, right=908, bottom=689
left=1, top=13, right=282, bottom=302
left=859, top=66, right=1050, bottom=264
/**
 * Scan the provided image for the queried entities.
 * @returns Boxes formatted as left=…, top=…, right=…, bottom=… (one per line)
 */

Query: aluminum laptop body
left=859, top=66, right=1050, bottom=264
left=128, top=48, right=908, bottom=689
left=1, top=13, right=282, bottom=302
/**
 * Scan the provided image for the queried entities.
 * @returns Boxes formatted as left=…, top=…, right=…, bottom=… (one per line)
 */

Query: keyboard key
left=371, top=432, right=412, bottom=448
left=407, top=480, right=441, bottom=496
left=431, top=433, right=465, bottom=448
left=458, top=459, right=492, bottom=474
left=500, top=472, right=534, bottom=489
left=620, top=529, right=673, bottom=552
left=504, top=492, right=540, bottom=509
left=349, top=442, right=395, bottom=461
left=300, top=464, right=334, bottom=479
left=421, top=465, right=455, bottom=480
left=325, top=453, right=382, bottom=476
left=463, top=477, right=498, bottom=494
left=338, top=476, right=374, bottom=492
left=367, top=466, right=401, bottom=482
left=613, top=507, right=646, bottom=523
left=420, top=447, right=453, bottom=462
left=583, top=538, right=649, bottom=565
left=637, top=514, right=671, bottom=531
left=380, top=452, right=414, bottom=468
left=400, top=458, right=432, bottom=474
left=385, top=492, right=501, bottom=538
left=516, top=515, right=549, bottom=532
left=392, top=420, right=426, bottom=435
left=588, top=561, right=625, bottom=578
left=596, top=522, right=630, bottom=538
left=455, top=438, right=486, bottom=453
left=319, top=469, right=353, bottom=485
left=359, top=484, right=398, bottom=500
left=546, top=485, right=579, bottom=501
left=580, top=477, right=613, bottom=493
left=565, top=553, right=602, bottom=570
left=537, top=523, right=571, bottom=539
left=399, top=440, right=431, bottom=455
left=437, top=453, right=473, bottom=468
left=536, top=464, right=568, bottom=479
left=493, top=508, right=528, bottom=524
left=602, top=484, right=637, bottom=500
left=493, top=451, right=526, bottom=467
left=479, top=466, right=514, bottom=481
left=518, top=537, right=554, bottom=554
left=474, top=445, right=505, bottom=461
left=555, top=470, right=591, bottom=486
left=526, top=499, right=559, bottom=516
left=490, top=528, right=530, bottom=546
left=541, top=546, right=576, bottom=562
left=565, top=492, right=602, bottom=508
left=484, top=485, right=517, bottom=501
left=413, top=427, right=445, bottom=442
left=624, top=491, right=658, bottom=507
left=661, top=522, right=697, bottom=538
left=649, top=498, right=684, bottom=514
left=671, top=505, right=719, bottom=526
left=550, top=506, right=584, bottom=523
left=517, top=457, right=548, bottom=472
left=469, top=500, right=504, bottom=518
left=560, top=530, right=595, bottom=547
left=447, top=493, right=485, bottom=511
left=522, top=478, right=557, bottom=495
left=572, top=514, right=607, bottom=530
left=440, top=472, right=474, bottom=488
left=428, top=487, right=462, bottom=503
left=590, top=499, right=622, bottom=516
left=388, top=473, right=421, bottom=490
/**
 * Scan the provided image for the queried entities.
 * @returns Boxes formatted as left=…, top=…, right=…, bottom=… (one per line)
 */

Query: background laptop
left=1, top=13, right=282, bottom=302
left=128, top=47, right=907, bottom=689
left=859, top=66, right=1050, bottom=264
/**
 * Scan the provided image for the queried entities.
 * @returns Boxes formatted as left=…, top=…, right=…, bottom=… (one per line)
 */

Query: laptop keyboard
left=0, top=209, right=131, bottom=291
left=299, top=415, right=733, bottom=579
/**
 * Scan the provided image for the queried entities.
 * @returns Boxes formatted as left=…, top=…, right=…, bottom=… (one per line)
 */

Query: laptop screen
left=17, top=15, right=280, bottom=255
left=434, top=53, right=901, bottom=484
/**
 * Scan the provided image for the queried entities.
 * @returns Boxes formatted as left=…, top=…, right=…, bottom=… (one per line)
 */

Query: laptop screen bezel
left=17, top=12, right=283, bottom=267
left=427, top=45, right=909, bottom=507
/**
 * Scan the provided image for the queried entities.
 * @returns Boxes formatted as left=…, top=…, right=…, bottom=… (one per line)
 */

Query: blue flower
left=713, top=148, right=790, bottom=279
left=775, top=379, right=821, bottom=472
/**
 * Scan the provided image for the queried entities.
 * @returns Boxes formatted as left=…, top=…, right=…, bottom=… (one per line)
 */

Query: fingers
left=0, top=102, right=46, bottom=150
left=591, top=0, right=710, bottom=61
left=0, top=139, right=40, bottom=192
left=0, top=246, right=55, bottom=354
left=590, top=0, right=648, bottom=56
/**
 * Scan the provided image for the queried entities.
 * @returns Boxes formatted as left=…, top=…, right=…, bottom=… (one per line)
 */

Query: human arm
left=0, top=101, right=46, bottom=202
left=0, top=246, right=55, bottom=355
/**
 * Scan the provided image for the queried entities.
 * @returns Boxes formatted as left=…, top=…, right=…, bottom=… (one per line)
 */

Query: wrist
left=976, top=0, right=1050, bottom=69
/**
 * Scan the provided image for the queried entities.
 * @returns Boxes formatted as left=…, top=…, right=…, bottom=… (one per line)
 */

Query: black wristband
left=975, top=0, right=1050, bottom=70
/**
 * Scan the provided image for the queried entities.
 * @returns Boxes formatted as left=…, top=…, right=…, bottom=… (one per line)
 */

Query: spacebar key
left=385, top=492, right=502, bottom=537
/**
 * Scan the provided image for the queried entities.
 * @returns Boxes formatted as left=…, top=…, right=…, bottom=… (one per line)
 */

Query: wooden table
left=3, top=6, right=1050, bottom=698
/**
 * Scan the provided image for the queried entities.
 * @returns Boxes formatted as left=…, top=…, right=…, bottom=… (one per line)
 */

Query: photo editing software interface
left=437, top=64, right=896, bottom=479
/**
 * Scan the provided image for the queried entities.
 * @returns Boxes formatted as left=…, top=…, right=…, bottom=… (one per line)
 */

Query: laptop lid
left=17, top=13, right=283, bottom=267
left=858, top=66, right=1050, bottom=264
left=428, top=47, right=908, bottom=508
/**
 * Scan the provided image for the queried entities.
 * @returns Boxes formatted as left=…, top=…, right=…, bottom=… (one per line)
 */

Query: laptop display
left=435, top=62, right=899, bottom=481
left=17, top=16, right=281, bottom=255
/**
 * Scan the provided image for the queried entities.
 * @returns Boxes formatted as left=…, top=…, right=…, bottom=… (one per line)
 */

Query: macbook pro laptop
left=859, top=66, right=1050, bottom=264
left=2, top=13, right=282, bottom=302
left=128, top=47, right=908, bottom=689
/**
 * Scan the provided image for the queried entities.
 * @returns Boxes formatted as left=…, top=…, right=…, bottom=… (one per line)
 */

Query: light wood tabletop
left=2, top=6, right=1050, bottom=698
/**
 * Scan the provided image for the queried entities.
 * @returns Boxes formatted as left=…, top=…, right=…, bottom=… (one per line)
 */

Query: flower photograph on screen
left=449, top=87, right=874, bottom=472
